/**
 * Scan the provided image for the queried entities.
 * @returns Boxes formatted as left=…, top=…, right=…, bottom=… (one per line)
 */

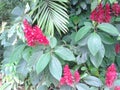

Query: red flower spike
left=112, top=3, right=120, bottom=16
left=23, top=19, right=49, bottom=46
left=90, top=3, right=111, bottom=23
left=105, top=63, right=117, bottom=87
left=60, top=77, right=65, bottom=86
left=74, top=71, right=80, bottom=83
left=60, top=65, right=80, bottom=86
left=115, top=44, right=120, bottom=54
left=104, top=3, right=111, bottom=22
left=63, top=65, right=74, bottom=86
left=114, top=86, right=120, bottom=90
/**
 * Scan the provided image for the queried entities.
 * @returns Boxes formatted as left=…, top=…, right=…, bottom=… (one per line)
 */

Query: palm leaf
left=29, top=0, right=69, bottom=36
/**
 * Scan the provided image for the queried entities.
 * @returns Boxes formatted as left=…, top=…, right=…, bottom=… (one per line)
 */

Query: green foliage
left=54, top=46, right=75, bottom=61
left=36, top=53, right=51, bottom=74
left=1, top=0, right=120, bottom=90
left=49, top=55, right=62, bottom=80
left=97, top=23, right=119, bottom=36
left=84, top=76, right=103, bottom=87
left=87, top=33, right=102, bottom=56
left=30, top=0, right=69, bottom=36
left=75, top=24, right=92, bottom=41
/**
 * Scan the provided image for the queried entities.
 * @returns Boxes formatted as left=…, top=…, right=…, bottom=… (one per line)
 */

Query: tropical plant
left=1, top=0, right=120, bottom=90
left=29, top=0, right=69, bottom=36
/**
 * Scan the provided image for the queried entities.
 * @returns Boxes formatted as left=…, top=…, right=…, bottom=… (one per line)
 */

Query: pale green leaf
left=49, top=55, right=62, bottom=80
left=76, top=83, right=89, bottom=90
left=75, top=25, right=91, bottom=41
left=87, top=33, right=102, bottom=56
left=90, top=44, right=105, bottom=68
left=50, top=37, right=57, bottom=48
left=36, top=53, right=51, bottom=74
left=84, top=76, right=103, bottom=87
left=54, top=46, right=75, bottom=61
left=97, top=23, right=119, bottom=36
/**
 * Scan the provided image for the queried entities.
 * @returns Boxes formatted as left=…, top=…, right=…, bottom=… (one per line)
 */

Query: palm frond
left=29, top=0, right=69, bottom=36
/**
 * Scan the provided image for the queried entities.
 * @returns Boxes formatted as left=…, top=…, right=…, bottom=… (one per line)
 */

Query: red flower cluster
left=23, top=19, right=49, bottom=46
left=114, top=86, right=120, bottom=90
left=90, top=3, right=111, bottom=23
left=115, top=43, right=120, bottom=54
left=112, top=3, right=120, bottom=16
left=105, top=63, right=117, bottom=87
left=60, top=65, right=80, bottom=86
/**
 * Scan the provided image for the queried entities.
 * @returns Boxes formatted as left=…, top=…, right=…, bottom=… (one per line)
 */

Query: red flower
left=112, top=3, right=120, bottom=16
left=23, top=19, right=49, bottom=46
left=90, top=3, right=111, bottom=23
left=105, top=63, right=117, bottom=87
left=74, top=71, right=80, bottom=83
left=60, top=65, right=80, bottom=86
left=115, top=44, right=120, bottom=54
left=104, top=3, right=111, bottom=22
left=114, top=86, right=120, bottom=90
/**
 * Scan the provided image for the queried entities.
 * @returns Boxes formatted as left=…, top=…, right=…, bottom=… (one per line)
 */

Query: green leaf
left=97, top=23, right=119, bottom=36
left=10, top=45, right=26, bottom=63
left=99, top=32, right=114, bottom=44
left=22, top=48, right=32, bottom=62
left=11, top=6, right=24, bottom=16
left=114, top=80, right=120, bottom=86
left=71, top=0, right=78, bottom=5
left=71, top=16, right=80, bottom=25
left=75, top=25, right=91, bottom=41
left=36, top=53, right=51, bottom=74
left=84, top=76, right=103, bottom=87
left=54, top=46, right=75, bottom=61
left=80, top=2, right=87, bottom=10
left=87, top=33, right=102, bottom=56
left=60, top=85, right=73, bottom=90
left=37, top=85, right=48, bottom=90
left=90, top=44, right=105, bottom=68
left=50, top=37, right=57, bottom=48
left=31, top=0, right=69, bottom=35
left=49, top=55, right=62, bottom=80
left=91, top=0, right=98, bottom=11
left=76, top=83, right=89, bottom=90
left=109, top=0, right=116, bottom=4
left=90, top=87, right=99, bottom=90
left=115, top=16, right=120, bottom=22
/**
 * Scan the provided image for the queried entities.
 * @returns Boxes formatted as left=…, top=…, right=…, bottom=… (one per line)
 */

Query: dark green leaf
left=84, top=76, right=103, bottom=87
left=97, top=23, right=119, bottom=36
left=54, top=46, right=75, bottom=61
left=36, top=53, right=51, bottom=74
left=71, top=16, right=80, bottom=25
left=49, top=55, right=62, bottom=80
left=87, top=33, right=102, bottom=56
left=75, top=26, right=91, bottom=41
